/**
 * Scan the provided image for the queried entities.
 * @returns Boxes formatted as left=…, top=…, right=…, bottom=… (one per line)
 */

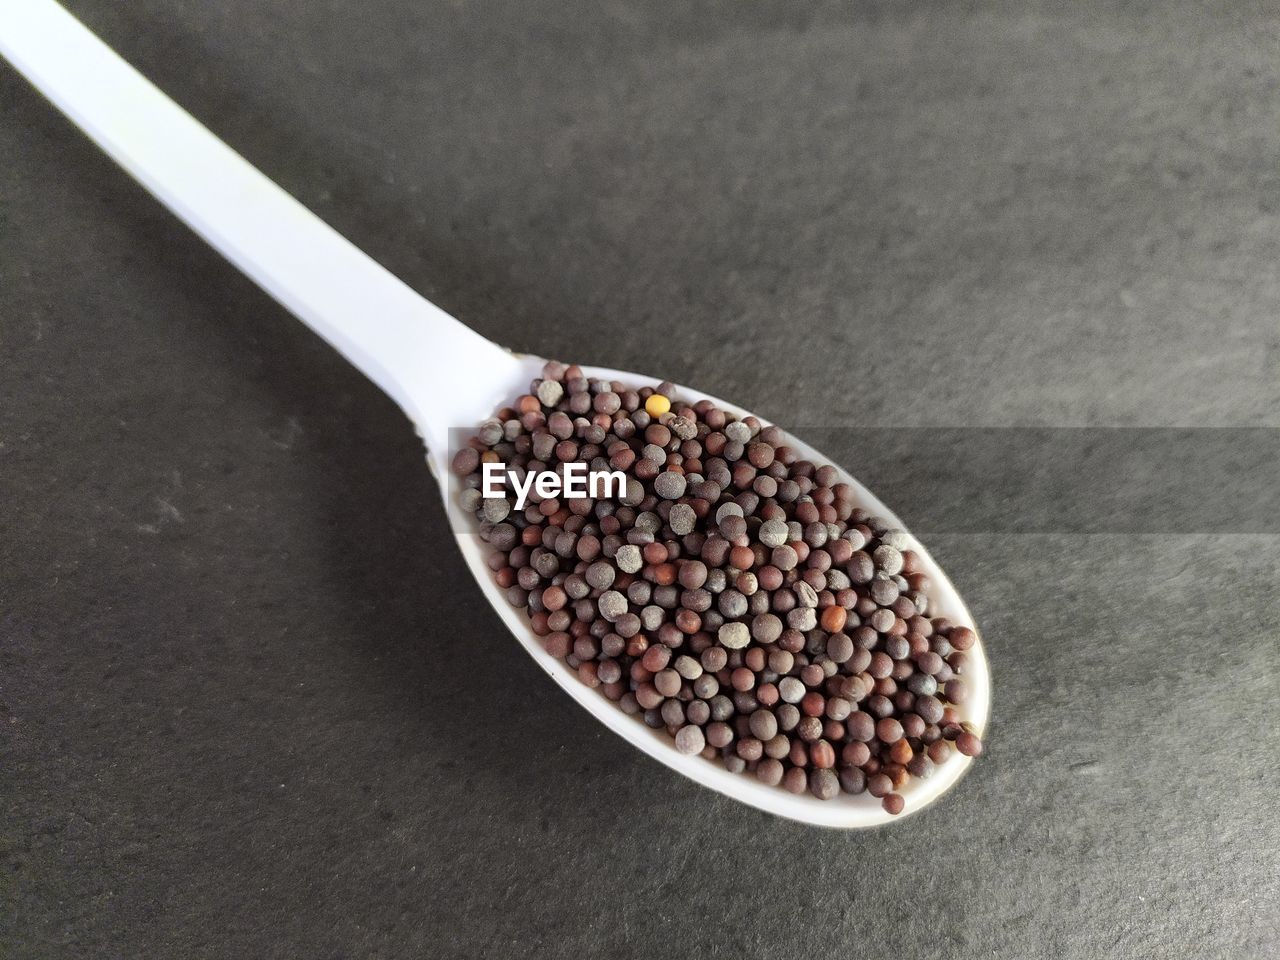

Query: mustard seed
left=459, top=368, right=983, bottom=809
left=749, top=709, right=778, bottom=740
left=757, top=758, right=785, bottom=786
left=944, top=678, right=969, bottom=704
left=949, top=625, right=977, bottom=650
left=718, top=622, right=751, bottom=649
left=809, top=768, right=839, bottom=800
left=675, top=725, right=706, bottom=755
left=782, top=767, right=808, bottom=795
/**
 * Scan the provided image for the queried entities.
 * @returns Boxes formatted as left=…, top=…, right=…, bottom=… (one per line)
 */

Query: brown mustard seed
left=458, top=366, right=983, bottom=813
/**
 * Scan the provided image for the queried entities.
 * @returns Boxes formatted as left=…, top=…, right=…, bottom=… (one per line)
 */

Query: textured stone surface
left=2, top=1, right=1278, bottom=957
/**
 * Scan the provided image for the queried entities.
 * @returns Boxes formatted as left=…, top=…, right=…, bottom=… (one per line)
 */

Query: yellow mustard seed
left=645, top=394, right=671, bottom=417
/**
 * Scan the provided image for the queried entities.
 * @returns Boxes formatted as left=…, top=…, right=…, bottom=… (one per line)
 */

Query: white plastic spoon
left=1, top=0, right=990, bottom=827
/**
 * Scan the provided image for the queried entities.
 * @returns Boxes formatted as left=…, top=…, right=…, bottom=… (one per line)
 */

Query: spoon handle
left=0, top=0, right=522, bottom=471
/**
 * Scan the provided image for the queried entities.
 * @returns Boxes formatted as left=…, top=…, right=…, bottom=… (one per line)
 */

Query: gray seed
left=536, top=380, right=564, bottom=407
left=759, top=519, right=789, bottom=548
left=482, top=497, right=511, bottom=523
left=478, top=418, right=504, bottom=445
left=873, top=544, right=904, bottom=575
left=615, top=544, right=643, bottom=573
left=640, top=605, right=665, bottom=631
left=749, top=709, right=778, bottom=740
left=669, top=503, right=696, bottom=536
left=870, top=576, right=900, bottom=606
left=844, top=529, right=868, bottom=551
left=642, top=443, right=667, bottom=464
left=870, top=608, right=895, bottom=633
left=459, top=488, right=482, bottom=512
left=778, top=677, right=806, bottom=704
left=786, top=607, right=817, bottom=632
left=718, top=622, right=751, bottom=649
left=634, top=511, right=662, bottom=534
left=529, top=551, right=557, bottom=578
left=598, top=590, right=628, bottom=621
left=907, top=673, right=938, bottom=696
left=674, top=725, right=706, bottom=755
left=670, top=416, right=698, bottom=440
left=724, top=421, right=751, bottom=443
left=751, top=613, right=784, bottom=644
left=880, top=529, right=909, bottom=550
left=674, top=655, right=703, bottom=680
left=488, top=523, right=517, bottom=550
left=585, top=561, right=615, bottom=590
left=654, top=471, right=687, bottom=500
left=810, top=769, right=839, bottom=800
left=915, top=695, right=944, bottom=724
left=793, top=581, right=819, bottom=608
left=718, top=590, right=748, bottom=619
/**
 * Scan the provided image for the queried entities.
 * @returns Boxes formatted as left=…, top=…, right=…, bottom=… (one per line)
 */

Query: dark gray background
left=3, top=1, right=1278, bottom=957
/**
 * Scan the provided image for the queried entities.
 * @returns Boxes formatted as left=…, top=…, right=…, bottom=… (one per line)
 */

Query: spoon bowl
left=2, top=0, right=990, bottom=828
left=438, top=355, right=990, bottom=827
